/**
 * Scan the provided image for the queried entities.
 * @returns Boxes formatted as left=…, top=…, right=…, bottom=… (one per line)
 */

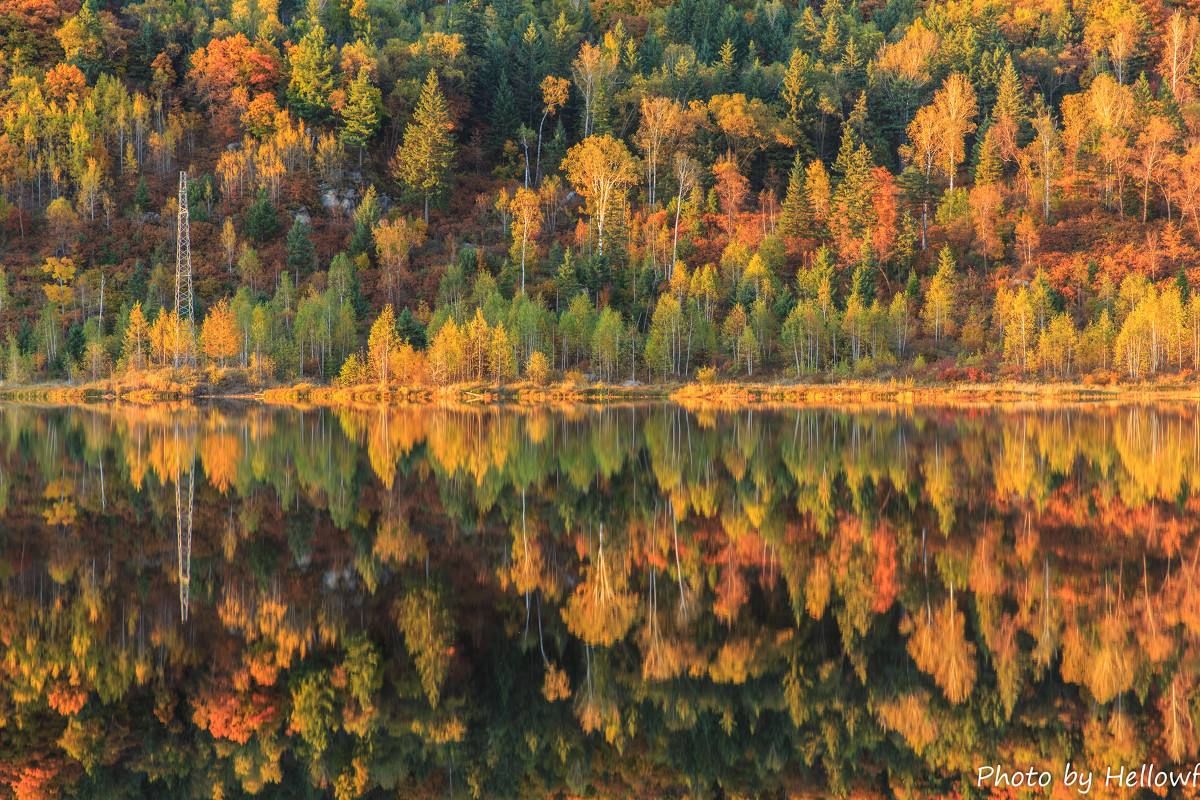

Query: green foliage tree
left=778, top=154, right=811, bottom=241
left=286, top=218, right=316, bottom=278
left=286, top=21, right=335, bottom=120
left=289, top=672, right=336, bottom=757
left=396, top=587, right=454, bottom=708
left=591, top=306, right=623, bottom=381
left=244, top=191, right=280, bottom=243
left=391, top=70, right=456, bottom=223
left=339, top=67, right=381, bottom=163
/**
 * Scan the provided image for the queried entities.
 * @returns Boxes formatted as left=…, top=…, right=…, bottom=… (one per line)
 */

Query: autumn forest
left=3, top=0, right=1200, bottom=387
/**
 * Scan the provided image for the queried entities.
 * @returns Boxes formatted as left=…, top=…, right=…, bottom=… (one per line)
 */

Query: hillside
left=0, top=0, right=1197, bottom=388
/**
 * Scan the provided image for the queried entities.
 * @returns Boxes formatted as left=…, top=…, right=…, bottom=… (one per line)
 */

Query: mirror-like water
left=1, top=401, right=1198, bottom=798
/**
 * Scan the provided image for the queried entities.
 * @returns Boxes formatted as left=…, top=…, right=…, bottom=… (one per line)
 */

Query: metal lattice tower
left=174, top=171, right=195, bottom=366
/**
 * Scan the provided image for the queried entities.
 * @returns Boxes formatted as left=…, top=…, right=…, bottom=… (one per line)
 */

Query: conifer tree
left=833, top=125, right=859, bottom=180
left=286, top=218, right=316, bottom=278
left=287, top=22, right=335, bottom=120
left=973, top=124, right=1002, bottom=185
left=905, top=269, right=920, bottom=303
left=396, top=307, right=426, bottom=348
left=832, top=128, right=876, bottom=252
left=851, top=248, right=875, bottom=303
left=991, top=55, right=1026, bottom=160
left=779, top=154, right=811, bottom=240
left=339, top=67, right=382, bottom=164
left=245, top=191, right=279, bottom=242
left=781, top=50, right=814, bottom=142
left=391, top=70, right=456, bottom=223
left=134, top=176, right=150, bottom=211
left=491, top=70, right=520, bottom=145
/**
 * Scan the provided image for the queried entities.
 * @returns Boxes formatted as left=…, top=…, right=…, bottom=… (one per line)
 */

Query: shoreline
left=1, top=377, right=1198, bottom=409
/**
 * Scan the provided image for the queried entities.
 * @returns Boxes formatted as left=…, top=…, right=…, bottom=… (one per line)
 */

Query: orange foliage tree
left=200, top=298, right=241, bottom=367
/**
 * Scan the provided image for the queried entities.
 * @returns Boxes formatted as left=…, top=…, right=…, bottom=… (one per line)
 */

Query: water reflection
left=2, top=401, right=1200, bottom=797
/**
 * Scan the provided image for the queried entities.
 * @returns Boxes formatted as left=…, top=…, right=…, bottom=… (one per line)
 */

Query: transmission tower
left=174, top=171, right=195, bottom=366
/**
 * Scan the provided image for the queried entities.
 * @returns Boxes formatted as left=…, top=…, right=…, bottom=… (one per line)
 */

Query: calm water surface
left=1, top=401, right=1198, bottom=798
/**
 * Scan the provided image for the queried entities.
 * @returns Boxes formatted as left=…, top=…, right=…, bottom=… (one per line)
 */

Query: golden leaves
left=875, top=691, right=938, bottom=754
left=200, top=298, right=242, bottom=365
left=708, top=638, right=758, bottom=685
left=562, top=576, right=636, bottom=647
left=1060, top=612, right=1135, bottom=705
left=1160, top=672, right=1197, bottom=762
left=805, top=557, right=831, bottom=620
left=42, top=478, right=77, bottom=529
left=373, top=517, right=426, bottom=568
left=542, top=663, right=571, bottom=702
left=200, top=431, right=241, bottom=494
left=906, top=598, right=977, bottom=705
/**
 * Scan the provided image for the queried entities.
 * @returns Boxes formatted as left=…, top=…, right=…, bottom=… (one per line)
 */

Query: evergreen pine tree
left=134, top=176, right=150, bottom=212
left=852, top=241, right=875, bottom=302
left=391, top=70, right=457, bottom=223
left=833, top=124, right=858, bottom=180
left=781, top=50, right=814, bottom=133
left=832, top=130, right=875, bottom=242
left=779, top=153, right=811, bottom=240
left=993, top=55, right=1025, bottom=129
left=339, top=67, right=382, bottom=164
left=286, top=21, right=335, bottom=120
left=973, top=123, right=1003, bottom=185
left=490, top=70, right=519, bottom=147
left=286, top=218, right=316, bottom=277
left=396, top=307, right=427, bottom=348
left=245, top=191, right=280, bottom=242
left=905, top=268, right=920, bottom=302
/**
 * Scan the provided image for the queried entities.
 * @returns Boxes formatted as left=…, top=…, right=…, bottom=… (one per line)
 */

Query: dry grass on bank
left=0, top=367, right=251, bottom=404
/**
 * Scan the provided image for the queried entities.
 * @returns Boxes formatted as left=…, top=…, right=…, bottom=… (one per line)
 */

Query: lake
left=1, top=401, right=1197, bottom=798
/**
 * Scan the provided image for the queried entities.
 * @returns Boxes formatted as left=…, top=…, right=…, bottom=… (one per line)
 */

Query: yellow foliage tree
left=906, top=597, right=977, bottom=704
left=41, top=256, right=76, bottom=311
left=366, top=304, right=401, bottom=386
left=562, top=526, right=636, bottom=646
left=200, top=298, right=241, bottom=367
left=373, top=216, right=427, bottom=304
left=122, top=301, right=150, bottom=371
left=563, top=135, right=638, bottom=256
left=508, top=187, right=541, bottom=292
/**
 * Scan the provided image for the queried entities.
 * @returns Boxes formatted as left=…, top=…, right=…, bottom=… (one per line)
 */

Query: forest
left=1, top=0, right=1200, bottom=387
